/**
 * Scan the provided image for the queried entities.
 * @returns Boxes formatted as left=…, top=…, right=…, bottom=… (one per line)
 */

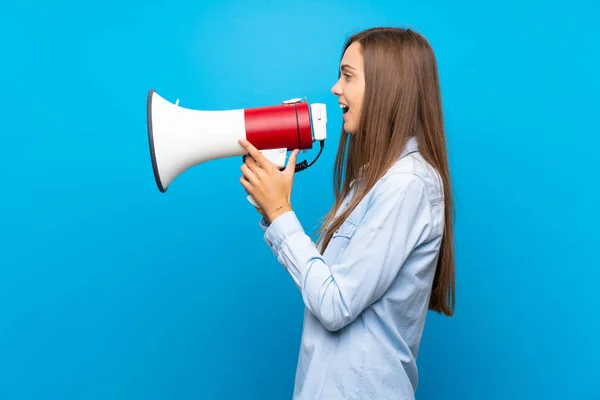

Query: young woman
left=239, top=26, right=455, bottom=400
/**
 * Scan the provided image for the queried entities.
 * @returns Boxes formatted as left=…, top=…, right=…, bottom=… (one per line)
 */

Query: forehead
left=340, top=41, right=363, bottom=70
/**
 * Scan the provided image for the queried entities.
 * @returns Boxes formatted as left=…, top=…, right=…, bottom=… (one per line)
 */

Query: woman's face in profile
left=331, top=41, right=365, bottom=134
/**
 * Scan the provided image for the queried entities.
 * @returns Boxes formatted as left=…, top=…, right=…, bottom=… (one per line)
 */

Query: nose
left=331, top=78, right=342, bottom=96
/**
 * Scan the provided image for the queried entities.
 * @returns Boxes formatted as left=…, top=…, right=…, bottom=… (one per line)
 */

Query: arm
left=261, top=173, right=432, bottom=331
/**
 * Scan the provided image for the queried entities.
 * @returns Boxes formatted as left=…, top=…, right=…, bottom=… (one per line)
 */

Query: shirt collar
left=351, top=136, right=419, bottom=187
left=399, top=136, right=419, bottom=159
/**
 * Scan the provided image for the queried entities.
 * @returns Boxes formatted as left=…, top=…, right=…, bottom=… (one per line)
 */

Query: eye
left=343, top=73, right=352, bottom=81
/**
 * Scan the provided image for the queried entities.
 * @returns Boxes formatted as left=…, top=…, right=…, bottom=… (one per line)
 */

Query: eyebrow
left=340, top=64, right=357, bottom=72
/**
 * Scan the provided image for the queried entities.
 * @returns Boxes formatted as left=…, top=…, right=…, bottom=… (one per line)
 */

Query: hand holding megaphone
left=239, top=144, right=299, bottom=209
left=238, top=138, right=300, bottom=218
left=146, top=89, right=327, bottom=207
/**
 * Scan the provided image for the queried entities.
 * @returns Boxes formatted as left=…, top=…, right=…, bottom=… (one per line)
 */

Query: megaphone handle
left=247, top=194, right=260, bottom=208
left=244, top=148, right=288, bottom=208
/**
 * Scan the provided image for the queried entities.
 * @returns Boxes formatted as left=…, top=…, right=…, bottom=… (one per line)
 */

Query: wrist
left=266, top=204, right=293, bottom=223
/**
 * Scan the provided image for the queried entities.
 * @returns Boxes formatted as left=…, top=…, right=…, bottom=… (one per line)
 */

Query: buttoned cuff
left=262, top=211, right=304, bottom=255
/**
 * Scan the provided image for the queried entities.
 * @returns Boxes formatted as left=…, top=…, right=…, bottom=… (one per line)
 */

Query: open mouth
left=340, top=104, right=349, bottom=114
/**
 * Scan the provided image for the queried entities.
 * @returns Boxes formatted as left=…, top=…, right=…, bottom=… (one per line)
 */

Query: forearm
left=275, top=232, right=357, bottom=331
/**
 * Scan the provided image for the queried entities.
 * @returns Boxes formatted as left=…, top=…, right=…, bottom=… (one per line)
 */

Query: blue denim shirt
left=259, top=137, right=445, bottom=400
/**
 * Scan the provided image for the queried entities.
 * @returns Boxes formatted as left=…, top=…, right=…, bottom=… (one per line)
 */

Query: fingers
left=244, top=154, right=263, bottom=175
left=238, top=139, right=269, bottom=166
left=241, top=177, right=265, bottom=216
left=239, top=174, right=252, bottom=190
left=240, top=162, right=258, bottom=184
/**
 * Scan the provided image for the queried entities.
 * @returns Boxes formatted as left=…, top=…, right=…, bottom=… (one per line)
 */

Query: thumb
left=284, top=149, right=300, bottom=177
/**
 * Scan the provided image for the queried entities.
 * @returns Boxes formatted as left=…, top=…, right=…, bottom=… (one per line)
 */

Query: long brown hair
left=315, top=27, right=455, bottom=316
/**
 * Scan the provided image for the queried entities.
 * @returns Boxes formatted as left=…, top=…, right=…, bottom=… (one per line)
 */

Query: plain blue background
left=1, top=0, right=599, bottom=399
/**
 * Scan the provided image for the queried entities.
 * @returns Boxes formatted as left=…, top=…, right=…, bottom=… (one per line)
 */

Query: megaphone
left=146, top=89, right=327, bottom=207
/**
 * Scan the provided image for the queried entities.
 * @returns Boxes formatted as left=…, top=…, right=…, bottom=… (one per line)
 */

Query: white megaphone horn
left=146, top=89, right=327, bottom=207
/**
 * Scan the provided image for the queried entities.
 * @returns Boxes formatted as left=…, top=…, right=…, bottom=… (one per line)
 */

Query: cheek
left=349, top=87, right=363, bottom=110
left=347, top=89, right=357, bottom=108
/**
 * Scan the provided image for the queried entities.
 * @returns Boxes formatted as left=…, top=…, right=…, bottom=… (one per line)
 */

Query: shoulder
left=355, top=153, right=445, bottom=243
left=379, top=152, right=444, bottom=206
left=342, top=152, right=443, bottom=225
